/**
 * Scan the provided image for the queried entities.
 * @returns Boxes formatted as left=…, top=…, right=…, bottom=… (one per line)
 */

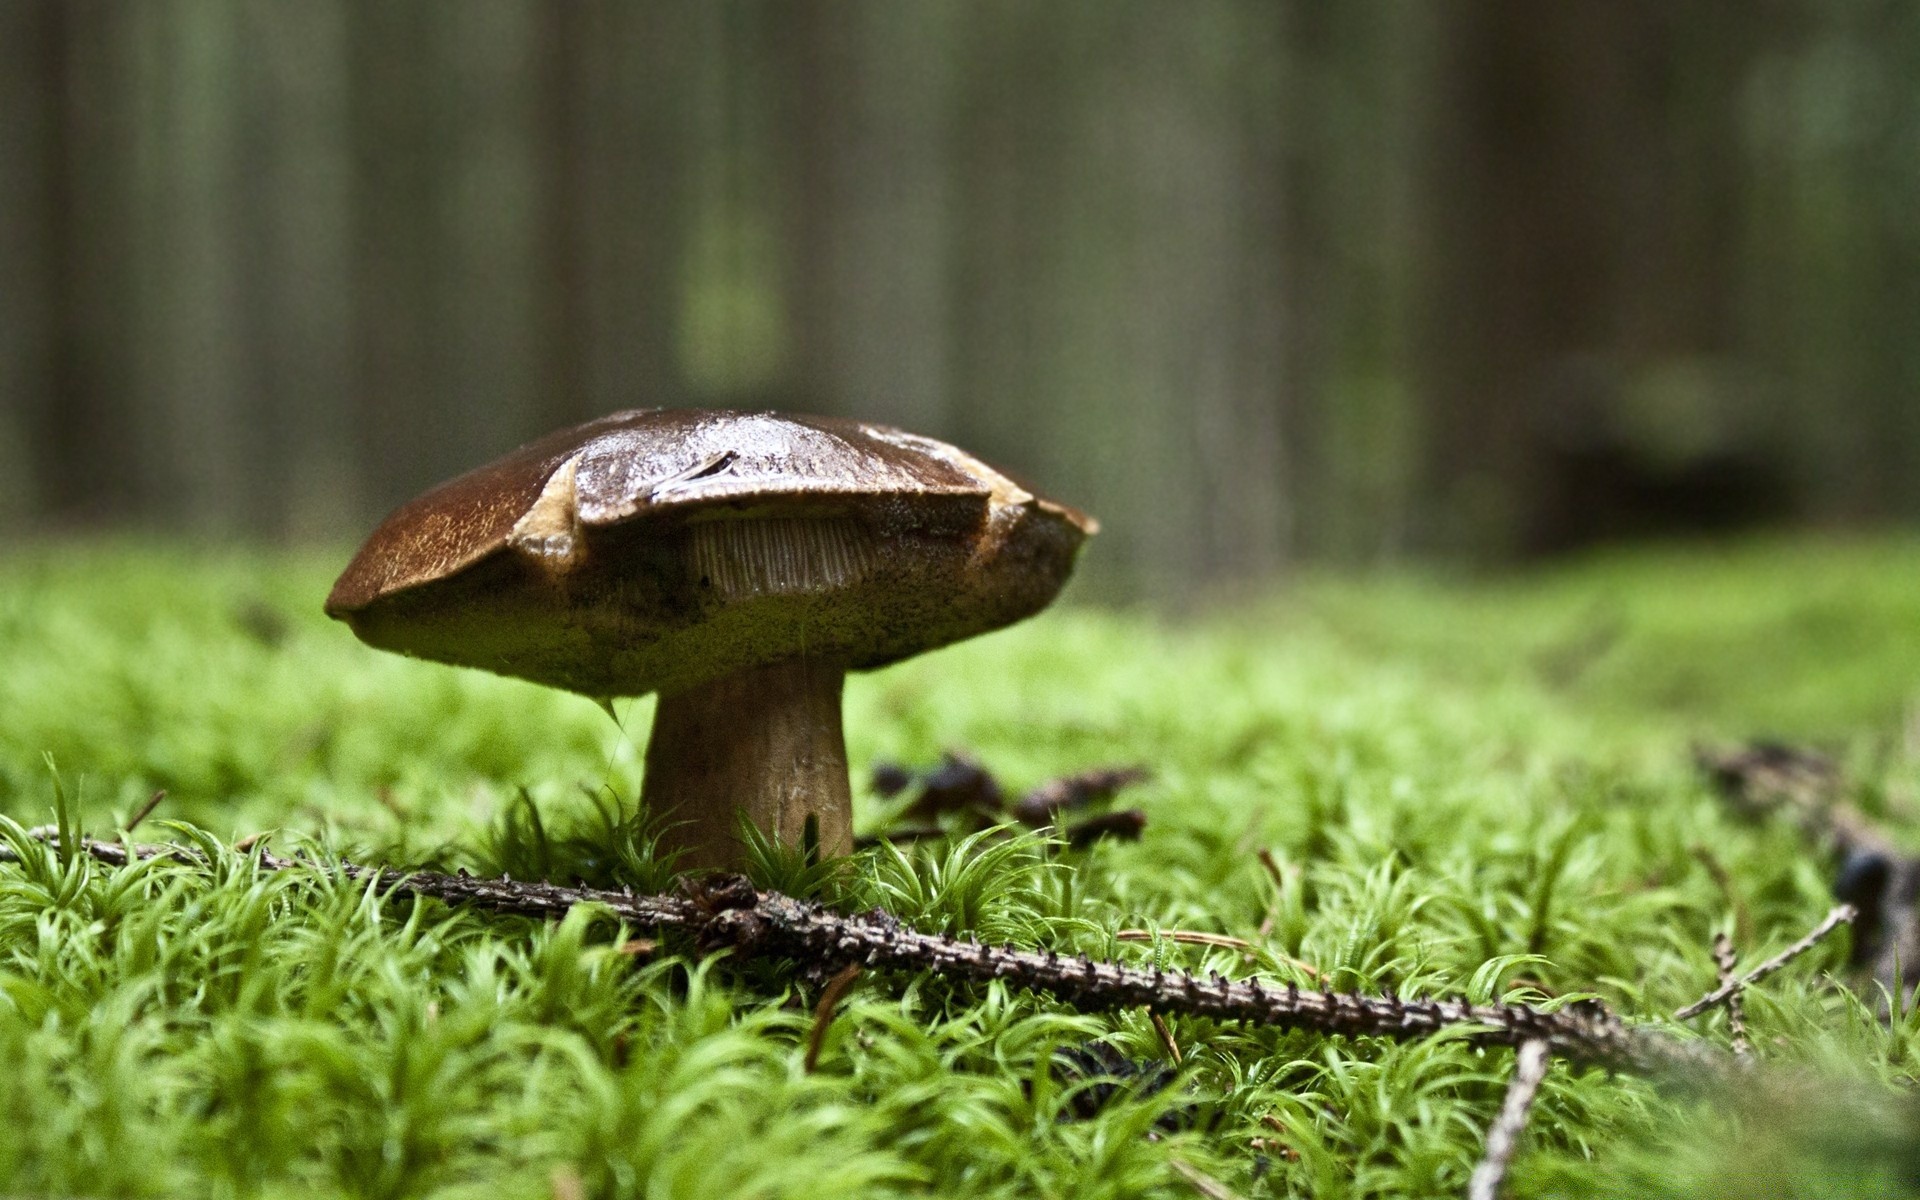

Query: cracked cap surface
left=326, top=409, right=1096, bottom=698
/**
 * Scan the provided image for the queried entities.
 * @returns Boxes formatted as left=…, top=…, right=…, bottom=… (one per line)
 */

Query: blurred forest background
left=3, top=0, right=1918, bottom=597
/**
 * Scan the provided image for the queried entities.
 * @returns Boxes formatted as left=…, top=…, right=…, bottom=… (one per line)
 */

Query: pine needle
left=804, top=964, right=864, bottom=1073
left=120, top=790, right=167, bottom=838
left=1149, top=1010, right=1182, bottom=1064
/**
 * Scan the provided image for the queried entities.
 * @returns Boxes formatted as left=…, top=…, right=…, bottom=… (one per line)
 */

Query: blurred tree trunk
left=1851, top=2, right=1920, bottom=520
left=542, top=2, right=695, bottom=425
left=1283, top=1, right=1438, bottom=562
left=40, top=1, right=145, bottom=528
left=348, top=0, right=436, bottom=519
left=774, top=0, right=958, bottom=433
left=1417, top=0, right=1753, bottom=556
left=671, top=0, right=787, bottom=402
left=241, top=0, right=357, bottom=539
left=0, top=0, right=58, bottom=526
left=944, top=0, right=1077, bottom=482
left=1419, top=0, right=1601, bottom=555
left=1745, top=0, right=1920, bottom=522
left=13, top=0, right=1917, bottom=572
left=350, top=0, right=546, bottom=514
left=1066, top=2, right=1292, bottom=595
left=944, top=0, right=1292, bottom=597
left=1112, top=2, right=1290, bottom=588
left=1879, top=8, right=1920, bottom=520
left=430, top=1, right=545, bottom=470
left=124, top=0, right=253, bottom=534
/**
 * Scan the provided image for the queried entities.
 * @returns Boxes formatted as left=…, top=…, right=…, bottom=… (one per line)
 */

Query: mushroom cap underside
left=326, top=409, right=1095, bottom=697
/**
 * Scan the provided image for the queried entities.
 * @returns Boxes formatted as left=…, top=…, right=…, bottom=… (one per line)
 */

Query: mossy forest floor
left=7, top=538, right=1920, bottom=1198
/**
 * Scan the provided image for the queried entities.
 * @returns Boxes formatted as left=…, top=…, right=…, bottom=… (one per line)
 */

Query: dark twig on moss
left=1467, top=1039, right=1551, bottom=1200
left=1711, top=933, right=1750, bottom=1057
left=2, top=836, right=1720, bottom=1076
left=1697, top=742, right=1913, bottom=1009
left=863, top=754, right=1150, bottom=847
left=1694, top=741, right=1840, bottom=820
left=1675, top=905, right=1857, bottom=1021
left=1064, top=808, right=1147, bottom=849
left=854, top=810, right=1146, bottom=853
left=1012, top=765, right=1152, bottom=825
left=906, top=751, right=1004, bottom=822
left=1695, top=742, right=1881, bottom=864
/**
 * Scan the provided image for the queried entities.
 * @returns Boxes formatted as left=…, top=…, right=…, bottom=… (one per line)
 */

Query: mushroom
left=325, top=409, right=1096, bottom=872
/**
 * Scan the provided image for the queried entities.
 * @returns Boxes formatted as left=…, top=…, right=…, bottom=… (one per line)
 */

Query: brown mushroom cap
left=326, top=409, right=1096, bottom=698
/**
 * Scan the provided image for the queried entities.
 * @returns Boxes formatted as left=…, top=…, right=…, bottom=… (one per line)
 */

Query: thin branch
left=1467, top=1039, right=1551, bottom=1200
left=1711, top=932, right=1750, bottom=1057
left=1698, top=741, right=1915, bottom=1011
left=0, top=835, right=1721, bottom=1076
left=804, top=963, right=864, bottom=1073
left=1676, top=905, right=1857, bottom=1021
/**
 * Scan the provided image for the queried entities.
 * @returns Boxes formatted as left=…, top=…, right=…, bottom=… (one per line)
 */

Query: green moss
left=5, top=537, right=1920, bottom=1196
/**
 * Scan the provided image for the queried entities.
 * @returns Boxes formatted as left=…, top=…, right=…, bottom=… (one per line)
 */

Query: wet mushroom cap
left=325, top=409, right=1096, bottom=698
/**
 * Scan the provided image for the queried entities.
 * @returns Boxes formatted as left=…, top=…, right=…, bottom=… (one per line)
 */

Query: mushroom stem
left=642, top=657, right=854, bottom=872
